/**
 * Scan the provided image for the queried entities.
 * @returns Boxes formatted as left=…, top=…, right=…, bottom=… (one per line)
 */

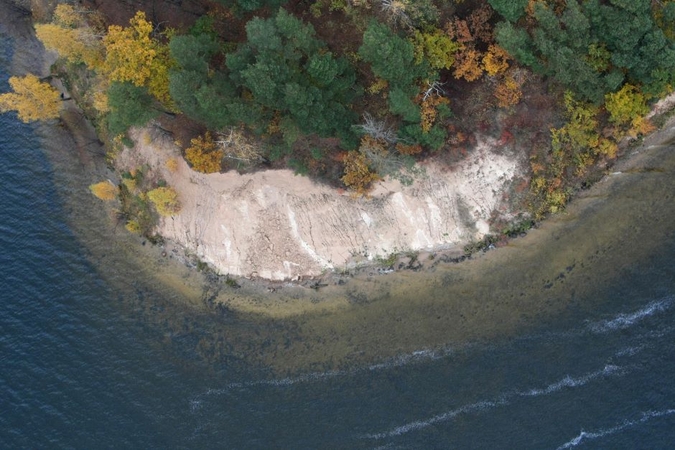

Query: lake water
left=1, top=11, right=675, bottom=449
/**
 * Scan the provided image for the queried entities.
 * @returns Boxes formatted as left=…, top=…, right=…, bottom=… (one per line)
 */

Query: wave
left=201, top=368, right=347, bottom=394
left=522, top=365, right=622, bottom=397
left=587, top=296, right=673, bottom=333
left=363, top=364, right=624, bottom=440
left=190, top=297, right=672, bottom=414
left=555, top=409, right=675, bottom=450
left=192, top=343, right=474, bottom=402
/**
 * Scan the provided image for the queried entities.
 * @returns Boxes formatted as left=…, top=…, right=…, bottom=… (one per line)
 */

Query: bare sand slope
left=119, top=128, right=523, bottom=280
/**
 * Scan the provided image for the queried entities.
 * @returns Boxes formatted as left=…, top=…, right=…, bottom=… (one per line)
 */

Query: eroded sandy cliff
left=118, top=127, right=524, bottom=280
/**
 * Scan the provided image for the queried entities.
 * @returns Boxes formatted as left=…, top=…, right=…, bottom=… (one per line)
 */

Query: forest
left=3, top=0, right=675, bottom=226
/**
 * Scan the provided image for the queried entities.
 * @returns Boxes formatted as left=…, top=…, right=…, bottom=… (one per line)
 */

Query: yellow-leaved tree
left=89, top=181, right=118, bottom=201
left=35, top=4, right=103, bottom=70
left=102, top=11, right=173, bottom=106
left=341, top=150, right=380, bottom=196
left=412, top=29, right=461, bottom=70
left=493, top=73, right=523, bottom=108
left=604, top=84, right=650, bottom=129
left=147, top=186, right=181, bottom=216
left=185, top=132, right=223, bottom=173
left=0, top=74, right=61, bottom=122
left=53, top=4, right=81, bottom=27
left=482, top=45, right=510, bottom=77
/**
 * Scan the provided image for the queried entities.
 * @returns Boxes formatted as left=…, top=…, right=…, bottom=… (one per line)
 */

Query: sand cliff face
left=120, top=128, right=524, bottom=280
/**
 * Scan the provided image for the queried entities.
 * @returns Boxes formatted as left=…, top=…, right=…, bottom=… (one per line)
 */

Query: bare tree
left=355, top=113, right=399, bottom=144
left=216, top=128, right=265, bottom=163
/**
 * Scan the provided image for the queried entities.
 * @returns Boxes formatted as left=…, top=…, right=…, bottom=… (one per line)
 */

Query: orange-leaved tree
left=0, top=74, right=61, bottom=122
left=482, top=45, right=510, bottom=76
left=493, top=71, right=524, bottom=108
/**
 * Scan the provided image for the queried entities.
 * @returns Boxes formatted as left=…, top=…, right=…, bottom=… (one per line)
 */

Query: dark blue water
left=2, top=20, right=675, bottom=450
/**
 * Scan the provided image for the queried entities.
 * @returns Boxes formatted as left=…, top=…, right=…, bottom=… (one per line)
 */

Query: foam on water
left=555, top=409, right=675, bottom=450
left=192, top=345, right=463, bottom=401
left=587, top=296, right=673, bottom=333
left=363, top=364, right=625, bottom=440
left=192, top=297, right=673, bottom=404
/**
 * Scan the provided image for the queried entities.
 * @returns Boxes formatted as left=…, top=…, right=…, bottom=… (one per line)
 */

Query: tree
left=35, top=23, right=102, bottom=69
left=185, top=132, right=223, bottom=173
left=147, top=187, right=181, bottom=216
left=103, top=11, right=155, bottom=86
left=453, top=48, right=483, bottom=81
left=488, top=0, right=529, bottom=23
left=604, top=84, right=649, bottom=127
left=89, top=181, right=118, bottom=201
left=388, top=88, right=420, bottom=122
left=103, top=11, right=173, bottom=105
left=214, top=0, right=288, bottom=12
left=53, top=4, right=81, bottom=27
left=341, top=150, right=380, bottom=196
left=0, top=74, right=61, bottom=122
left=412, top=28, right=460, bottom=70
left=35, top=4, right=103, bottom=70
left=493, top=72, right=522, bottom=108
left=495, top=21, right=539, bottom=69
left=168, top=33, right=239, bottom=129
left=419, top=94, right=449, bottom=132
left=106, top=81, right=159, bottom=136
left=226, top=9, right=358, bottom=139
left=359, top=21, right=421, bottom=89
left=483, top=45, right=510, bottom=76
left=497, top=0, right=675, bottom=102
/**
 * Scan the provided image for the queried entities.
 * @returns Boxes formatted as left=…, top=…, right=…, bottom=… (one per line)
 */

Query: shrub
left=89, top=181, right=118, bottom=201
left=185, top=132, right=223, bottom=173
left=165, top=158, right=179, bottom=173
left=341, top=151, right=380, bottom=196
left=147, top=187, right=181, bottom=216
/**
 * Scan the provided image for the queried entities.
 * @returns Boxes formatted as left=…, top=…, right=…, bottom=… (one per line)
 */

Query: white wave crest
left=556, top=409, right=675, bottom=450
left=523, top=365, right=621, bottom=397
left=588, top=297, right=673, bottom=333
left=364, top=400, right=506, bottom=439
left=194, top=297, right=672, bottom=408
left=363, top=364, right=624, bottom=440
left=193, top=343, right=465, bottom=404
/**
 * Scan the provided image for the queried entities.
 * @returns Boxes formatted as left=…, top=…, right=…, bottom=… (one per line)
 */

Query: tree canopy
left=168, top=33, right=240, bottom=130
left=0, top=75, right=61, bottom=123
left=106, top=81, right=159, bottom=136
left=496, top=0, right=675, bottom=102
left=226, top=9, right=359, bottom=140
left=103, top=11, right=174, bottom=106
left=359, top=21, right=421, bottom=90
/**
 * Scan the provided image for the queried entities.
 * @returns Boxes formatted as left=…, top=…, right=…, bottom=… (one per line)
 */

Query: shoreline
left=6, top=4, right=675, bottom=372
left=47, top=71, right=675, bottom=319
left=8, top=0, right=673, bottom=294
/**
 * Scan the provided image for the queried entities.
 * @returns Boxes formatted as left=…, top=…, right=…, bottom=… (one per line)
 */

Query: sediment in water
left=4, top=1, right=675, bottom=374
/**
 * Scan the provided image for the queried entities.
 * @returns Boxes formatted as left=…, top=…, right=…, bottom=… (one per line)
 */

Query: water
left=1, top=12, right=675, bottom=449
